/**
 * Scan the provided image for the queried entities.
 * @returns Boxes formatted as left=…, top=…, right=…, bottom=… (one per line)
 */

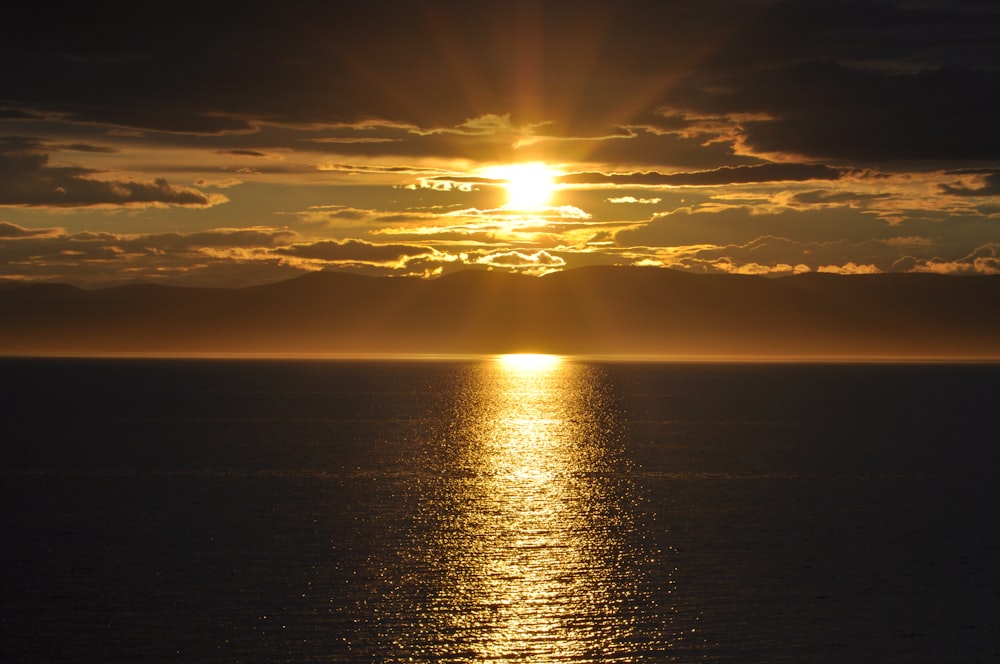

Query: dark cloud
left=562, top=163, right=842, bottom=187
left=939, top=171, right=1000, bottom=196
left=0, top=221, right=59, bottom=238
left=317, top=163, right=437, bottom=175
left=0, top=227, right=296, bottom=262
left=0, top=226, right=302, bottom=286
left=716, top=0, right=999, bottom=73
left=733, top=63, right=1000, bottom=161
left=791, top=190, right=891, bottom=205
left=52, top=143, right=119, bottom=154
left=2, top=2, right=993, bottom=163
left=425, top=176, right=500, bottom=186
left=307, top=207, right=370, bottom=222
left=1, top=136, right=117, bottom=155
left=162, top=228, right=297, bottom=250
left=0, top=146, right=220, bottom=207
left=292, top=120, right=751, bottom=170
left=0, top=137, right=47, bottom=152
left=656, top=1, right=1000, bottom=162
left=0, top=109, right=38, bottom=120
left=276, top=239, right=434, bottom=263
left=218, top=149, right=271, bottom=157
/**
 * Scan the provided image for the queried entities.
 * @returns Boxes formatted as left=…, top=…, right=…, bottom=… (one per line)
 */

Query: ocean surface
left=0, top=357, right=997, bottom=662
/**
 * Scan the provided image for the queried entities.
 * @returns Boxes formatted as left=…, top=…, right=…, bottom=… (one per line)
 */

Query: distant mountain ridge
left=2, top=266, right=999, bottom=359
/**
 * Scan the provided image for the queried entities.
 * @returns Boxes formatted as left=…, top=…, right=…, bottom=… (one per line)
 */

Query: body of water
left=1, top=357, right=997, bottom=662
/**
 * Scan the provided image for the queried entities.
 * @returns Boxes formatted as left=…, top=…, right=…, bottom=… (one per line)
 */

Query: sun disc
left=485, top=163, right=557, bottom=209
left=498, top=353, right=562, bottom=371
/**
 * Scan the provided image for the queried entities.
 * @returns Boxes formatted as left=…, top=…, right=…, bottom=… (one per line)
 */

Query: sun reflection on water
left=394, top=356, right=674, bottom=660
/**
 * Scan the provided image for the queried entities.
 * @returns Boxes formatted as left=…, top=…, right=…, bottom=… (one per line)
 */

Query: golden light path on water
left=391, top=354, right=677, bottom=660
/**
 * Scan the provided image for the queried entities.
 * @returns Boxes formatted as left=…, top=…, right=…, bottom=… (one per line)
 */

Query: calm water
left=0, top=357, right=997, bottom=662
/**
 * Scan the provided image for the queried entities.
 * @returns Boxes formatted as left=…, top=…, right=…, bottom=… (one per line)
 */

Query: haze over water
left=1, top=357, right=996, bottom=662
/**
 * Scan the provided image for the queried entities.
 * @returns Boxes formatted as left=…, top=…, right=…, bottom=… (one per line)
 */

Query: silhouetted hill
left=1, top=267, right=998, bottom=358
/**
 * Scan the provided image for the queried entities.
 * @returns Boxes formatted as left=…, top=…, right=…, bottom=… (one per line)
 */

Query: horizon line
left=3, top=351, right=999, bottom=364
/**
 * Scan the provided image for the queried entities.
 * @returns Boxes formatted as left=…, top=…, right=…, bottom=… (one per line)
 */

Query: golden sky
left=1, top=0, right=999, bottom=287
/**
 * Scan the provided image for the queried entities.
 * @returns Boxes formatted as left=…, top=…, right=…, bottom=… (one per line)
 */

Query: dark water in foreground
left=1, top=357, right=997, bottom=662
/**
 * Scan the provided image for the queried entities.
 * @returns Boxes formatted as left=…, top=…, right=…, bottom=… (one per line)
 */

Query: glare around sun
left=484, top=163, right=558, bottom=209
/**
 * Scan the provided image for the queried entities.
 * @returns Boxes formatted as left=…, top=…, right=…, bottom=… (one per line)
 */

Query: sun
left=498, top=353, right=563, bottom=371
left=484, top=163, right=558, bottom=209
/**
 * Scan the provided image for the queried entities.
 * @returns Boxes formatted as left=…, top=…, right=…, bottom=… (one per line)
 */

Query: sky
left=1, top=0, right=999, bottom=287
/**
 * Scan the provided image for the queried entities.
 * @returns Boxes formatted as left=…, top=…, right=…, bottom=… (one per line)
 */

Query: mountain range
left=2, top=267, right=998, bottom=359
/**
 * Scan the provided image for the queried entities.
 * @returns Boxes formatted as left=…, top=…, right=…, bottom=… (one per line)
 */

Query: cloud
left=317, top=162, right=442, bottom=175
left=939, top=171, right=1000, bottom=197
left=0, top=227, right=297, bottom=266
left=898, top=243, right=1000, bottom=275
left=656, top=3, right=1000, bottom=162
left=1, top=1, right=995, bottom=160
left=709, top=259, right=811, bottom=276
left=295, top=206, right=441, bottom=229
left=0, top=226, right=302, bottom=286
left=447, top=205, right=591, bottom=221
left=562, top=163, right=842, bottom=187
left=414, top=177, right=483, bottom=193
left=883, top=236, right=934, bottom=247
left=616, top=230, right=992, bottom=276
left=194, top=178, right=243, bottom=189
left=0, top=5, right=671, bottom=133
left=617, top=205, right=889, bottom=248
left=52, top=143, right=119, bottom=154
left=0, top=221, right=61, bottom=238
left=817, top=262, right=882, bottom=275
left=0, top=144, right=223, bottom=208
left=0, top=1, right=996, bottom=288
left=416, top=113, right=529, bottom=136
left=217, top=149, right=273, bottom=158
left=169, top=228, right=297, bottom=250
left=0, top=108, right=38, bottom=120
left=360, top=200, right=603, bottom=243
left=607, top=196, right=662, bottom=204
left=729, top=64, right=1000, bottom=161
left=275, top=239, right=434, bottom=264
left=789, top=189, right=891, bottom=206
left=475, top=249, right=565, bottom=273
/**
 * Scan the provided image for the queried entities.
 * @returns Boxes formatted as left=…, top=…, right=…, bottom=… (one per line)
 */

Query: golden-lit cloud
left=901, top=244, right=1000, bottom=275
left=607, top=196, right=662, bottom=204
left=817, top=262, right=882, bottom=275
left=476, top=249, right=566, bottom=275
